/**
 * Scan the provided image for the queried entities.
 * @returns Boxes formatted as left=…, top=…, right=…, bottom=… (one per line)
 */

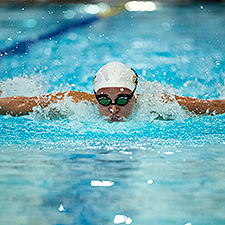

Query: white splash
left=114, top=215, right=132, bottom=224
left=58, top=204, right=66, bottom=212
left=147, top=179, right=154, bottom=184
left=91, top=180, right=114, bottom=187
left=0, top=73, right=46, bottom=97
left=130, top=78, right=189, bottom=122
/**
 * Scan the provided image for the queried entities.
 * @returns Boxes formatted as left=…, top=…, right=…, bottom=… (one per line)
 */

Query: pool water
left=0, top=3, right=225, bottom=225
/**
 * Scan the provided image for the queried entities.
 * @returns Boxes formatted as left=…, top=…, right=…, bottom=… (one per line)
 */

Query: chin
left=106, top=115, right=125, bottom=123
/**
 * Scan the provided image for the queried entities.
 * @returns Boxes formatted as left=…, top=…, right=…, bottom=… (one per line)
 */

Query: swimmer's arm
left=0, top=94, right=55, bottom=116
left=0, top=96, right=41, bottom=116
left=174, top=95, right=225, bottom=115
left=67, top=91, right=96, bottom=103
left=0, top=91, right=96, bottom=116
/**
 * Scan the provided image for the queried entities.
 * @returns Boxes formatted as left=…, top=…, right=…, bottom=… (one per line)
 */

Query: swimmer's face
left=95, top=87, right=135, bottom=122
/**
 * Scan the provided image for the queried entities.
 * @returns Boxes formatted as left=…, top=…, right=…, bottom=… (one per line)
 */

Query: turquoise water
left=0, top=3, right=225, bottom=225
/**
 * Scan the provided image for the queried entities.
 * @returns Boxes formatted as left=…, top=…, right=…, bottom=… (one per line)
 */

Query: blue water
left=0, top=3, right=225, bottom=225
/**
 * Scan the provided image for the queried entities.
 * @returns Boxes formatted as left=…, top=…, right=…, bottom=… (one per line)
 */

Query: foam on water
left=131, top=78, right=190, bottom=122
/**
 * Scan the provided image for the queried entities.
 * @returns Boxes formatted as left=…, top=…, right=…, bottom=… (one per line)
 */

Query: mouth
left=110, top=115, right=120, bottom=122
left=107, top=115, right=125, bottom=123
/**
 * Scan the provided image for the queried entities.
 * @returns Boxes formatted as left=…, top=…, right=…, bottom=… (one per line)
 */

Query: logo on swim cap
left=132, top=75, right=138, bottom=86
left=94, top=62, right=138, bottom=92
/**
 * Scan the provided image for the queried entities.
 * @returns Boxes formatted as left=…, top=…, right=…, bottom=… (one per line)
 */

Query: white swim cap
left=94, top=62, right=138, bottom=92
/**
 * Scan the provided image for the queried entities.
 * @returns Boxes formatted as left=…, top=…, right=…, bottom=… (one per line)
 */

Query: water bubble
left=23, top=19, right=37, bottom=28
left=44, top=48, right=52, bottom=56
left=63, top=10, right=75, bottom=19
left=67, top=32, right=77, bottom=41
left=53, top=59, right=62, bottom=66
left=133, top=41, right=143, bottom=49
left=161, top=22, right=171, bottom=31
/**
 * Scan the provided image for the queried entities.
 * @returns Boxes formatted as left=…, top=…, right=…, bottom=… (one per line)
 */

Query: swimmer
left=0, top=62, right=225, bottom=122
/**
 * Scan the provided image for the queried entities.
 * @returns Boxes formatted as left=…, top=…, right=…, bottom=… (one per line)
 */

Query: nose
left=109, top=104, right=119, bottom=114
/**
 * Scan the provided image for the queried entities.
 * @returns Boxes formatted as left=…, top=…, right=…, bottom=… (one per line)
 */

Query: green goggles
left=94, top=90, right=135, bottom=107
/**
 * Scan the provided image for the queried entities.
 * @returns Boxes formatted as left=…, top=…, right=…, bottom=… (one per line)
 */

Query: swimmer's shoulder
left=67, top=91, right=97, bottom=104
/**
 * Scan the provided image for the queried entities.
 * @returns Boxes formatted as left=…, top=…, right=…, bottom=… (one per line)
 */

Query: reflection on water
left=0, top=144, right=225, bottom=225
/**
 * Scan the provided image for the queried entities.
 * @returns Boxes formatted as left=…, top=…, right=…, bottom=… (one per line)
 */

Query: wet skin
left=0, top=88, right=224, bottom=117
left=96, top=87, right=135, bottom=122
